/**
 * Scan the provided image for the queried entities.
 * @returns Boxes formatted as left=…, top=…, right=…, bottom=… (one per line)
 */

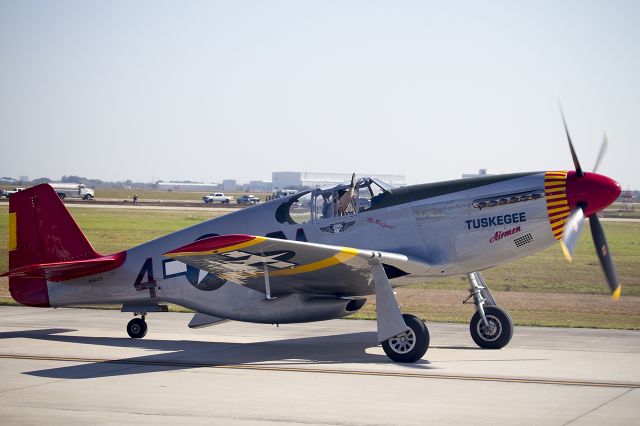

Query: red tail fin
left=5, top=184, right=123, bottom=307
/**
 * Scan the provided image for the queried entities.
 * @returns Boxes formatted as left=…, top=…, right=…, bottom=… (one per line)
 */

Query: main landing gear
left=127, top=314, right=148, bottom=339
left=369, top=257, right=430, bottom=363
left=382, top=313, right=430, bottom=363
left=465, top=271, right=513, bottom=349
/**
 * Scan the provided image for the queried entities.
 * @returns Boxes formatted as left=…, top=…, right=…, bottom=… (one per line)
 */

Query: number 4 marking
left=134, top=258, right=157, bottom=298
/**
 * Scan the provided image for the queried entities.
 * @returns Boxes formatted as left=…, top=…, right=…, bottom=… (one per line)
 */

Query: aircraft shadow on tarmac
left=0, top=328, right=444, bottom=379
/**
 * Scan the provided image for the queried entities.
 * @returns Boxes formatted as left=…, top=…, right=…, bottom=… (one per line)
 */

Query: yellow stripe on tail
left=8, top=213, right=17, bottom=251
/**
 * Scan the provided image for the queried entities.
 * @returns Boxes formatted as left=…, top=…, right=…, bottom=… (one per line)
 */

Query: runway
left=0, top=306, right=638, bottom=425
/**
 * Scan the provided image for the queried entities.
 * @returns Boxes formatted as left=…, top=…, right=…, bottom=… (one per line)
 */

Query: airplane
left=2, top=118, right=621, bottom=363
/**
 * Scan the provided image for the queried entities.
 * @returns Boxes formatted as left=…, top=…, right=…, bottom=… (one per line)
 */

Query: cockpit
left=310, top=177, right=391, bottom=221
left=276, top=176, right=392, bottom=225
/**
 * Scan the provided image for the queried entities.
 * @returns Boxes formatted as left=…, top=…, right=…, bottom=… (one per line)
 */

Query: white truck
left=272, top=189, right=298, bottom=199
left=3, top=188, right=26, bottom=198
left=202, top=192, right=232, bottom=204
left=51, top=183, right=95, bottom=200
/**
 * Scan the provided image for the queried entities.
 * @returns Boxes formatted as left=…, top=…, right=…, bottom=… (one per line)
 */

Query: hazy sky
left=1, top=1, right=639, bottom=188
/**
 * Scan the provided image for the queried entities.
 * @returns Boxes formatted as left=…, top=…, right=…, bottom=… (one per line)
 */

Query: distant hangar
left=272, top=171, right=406, bottom=190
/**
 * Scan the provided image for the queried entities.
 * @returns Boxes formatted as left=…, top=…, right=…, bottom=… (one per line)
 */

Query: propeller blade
left=588, top=214, right=621, bottom=300
left=560, top=207, right=585, bottom=262
left=592, top=134, right=608, bottom=173
left=559, top=105, right=584, bottom=177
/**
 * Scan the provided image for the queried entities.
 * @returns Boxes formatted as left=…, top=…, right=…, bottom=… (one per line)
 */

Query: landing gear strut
left=464, top=272, right=513, bottom=349
left=369, top=257, right=429, bottom=363
left=127, top=314, right=148, bottom=339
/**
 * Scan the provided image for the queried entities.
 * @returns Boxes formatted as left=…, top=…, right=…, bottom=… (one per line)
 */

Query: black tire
left=382, top=314, right=429, bottom=363
left=57, top=193, right=66, bottom=200
left=127, top=318, right=148, bottom=339
left=470, top=305, right=513, bottom=349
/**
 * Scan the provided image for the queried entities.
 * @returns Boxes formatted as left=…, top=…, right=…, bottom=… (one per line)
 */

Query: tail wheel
left=382, top=314, right=429, bottom=363
left=470, top=305, right=513, bottom=349
left=127, top=318, right=148, bottom=339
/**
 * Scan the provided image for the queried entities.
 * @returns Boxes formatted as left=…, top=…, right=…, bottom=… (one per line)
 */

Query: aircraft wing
left=163, top=234, right=430, bottom=296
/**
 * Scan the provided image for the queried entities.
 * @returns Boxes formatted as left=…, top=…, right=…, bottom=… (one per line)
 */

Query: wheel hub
left=389, top=329, right=416, bottom=354
left=477, top=315, right=502, bottom=342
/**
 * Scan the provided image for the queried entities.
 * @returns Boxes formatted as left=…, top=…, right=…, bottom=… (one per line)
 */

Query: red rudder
left=7, top=184, right=101, bottom=307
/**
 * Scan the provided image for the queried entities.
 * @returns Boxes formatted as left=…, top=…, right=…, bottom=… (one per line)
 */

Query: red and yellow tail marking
left=544, top=171, right=569, bottom=240
left=8, top=212, right=17, bottom=251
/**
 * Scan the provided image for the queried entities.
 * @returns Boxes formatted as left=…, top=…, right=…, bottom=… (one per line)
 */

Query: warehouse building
left=157, top=182, right=219, bottom=191
left=272, top=171, right=405, bottom=190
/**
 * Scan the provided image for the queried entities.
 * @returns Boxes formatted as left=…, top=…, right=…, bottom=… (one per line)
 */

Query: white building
left=272, top=171, right=406, bottom=190
left=245, top=180, right=273, bottom=192
left=222, top=179, right=237, bottom=191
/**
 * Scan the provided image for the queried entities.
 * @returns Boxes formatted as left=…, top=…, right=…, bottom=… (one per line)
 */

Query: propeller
left=557, top=107, right=621, bottom=300
left=559, top=107, right=584, bottom=177
left=593, top=134, right=608, bottom=174
left=559, top=206, right=584, bottom=261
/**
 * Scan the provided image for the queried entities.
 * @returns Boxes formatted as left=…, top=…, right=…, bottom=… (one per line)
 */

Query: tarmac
left=0, top=306, right=638, bottom=425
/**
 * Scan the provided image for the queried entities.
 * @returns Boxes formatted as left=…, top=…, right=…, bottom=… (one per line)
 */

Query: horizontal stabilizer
left=1, top=253, right=126, bottom=282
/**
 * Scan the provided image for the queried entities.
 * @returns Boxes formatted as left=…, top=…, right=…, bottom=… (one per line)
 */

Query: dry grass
left=348, top=288, right=640, bottom=329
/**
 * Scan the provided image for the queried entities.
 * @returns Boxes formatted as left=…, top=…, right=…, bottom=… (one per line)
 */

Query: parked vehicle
left=203, top=193, right=232, bottom=204
left=237, top=195, right=260, bottom=205
left=51, top=183, right=95, bottom=200
left=272, top=189, right=298, bottom=199
left=4, top=188, right=26, bottom=198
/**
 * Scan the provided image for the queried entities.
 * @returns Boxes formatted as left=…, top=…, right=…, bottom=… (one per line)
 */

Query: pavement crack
left=562, top=388, right=635, bottom=425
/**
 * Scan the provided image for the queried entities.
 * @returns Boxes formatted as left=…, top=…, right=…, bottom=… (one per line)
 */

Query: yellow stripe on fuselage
left=546, top=193, right=567, bottom=201
left=550, top=217, right=568, bottom=228
left=547, top=206, right=570, bottom=215
left=549, top=213, right=569, bottom=223
left=544, top=180, right=566, bottom=188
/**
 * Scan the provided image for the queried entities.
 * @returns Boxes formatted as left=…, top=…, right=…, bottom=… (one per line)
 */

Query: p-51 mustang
left=3, top=121, right=621, bottom=363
